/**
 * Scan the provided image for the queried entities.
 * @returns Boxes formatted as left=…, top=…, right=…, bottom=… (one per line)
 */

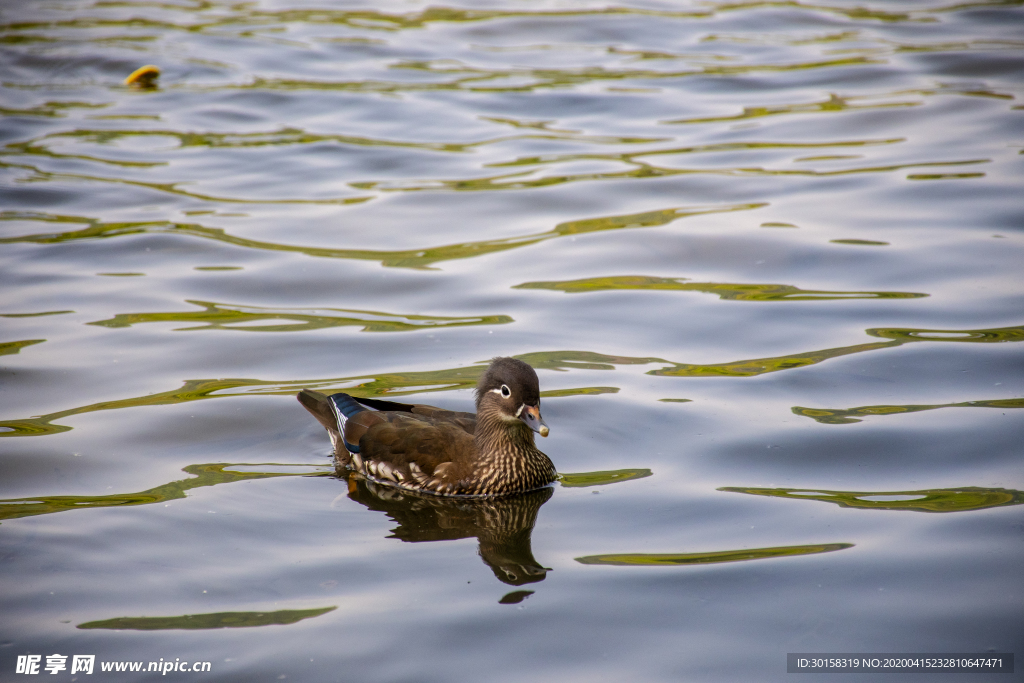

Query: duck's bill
left=520, top=405, right=549, bottom=437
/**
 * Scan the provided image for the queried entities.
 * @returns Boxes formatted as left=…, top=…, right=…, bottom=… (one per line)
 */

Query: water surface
left=1, top=1, right=1022, bottom=681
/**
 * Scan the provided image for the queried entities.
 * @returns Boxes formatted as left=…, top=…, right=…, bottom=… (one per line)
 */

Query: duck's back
left=356, top=396, right=477, bottom=436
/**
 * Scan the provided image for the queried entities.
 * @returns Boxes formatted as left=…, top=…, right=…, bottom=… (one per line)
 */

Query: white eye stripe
left=490, top=385, right=513, bottom=398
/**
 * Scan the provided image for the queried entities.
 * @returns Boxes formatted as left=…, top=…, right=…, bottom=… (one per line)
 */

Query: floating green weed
left=0, top=463, right=330, bottom=522
left=793, top=398, right=1024, bottom=424
left=514, top=275, right=925, bottom=301
left=88, top=301, right=512, bottom=333
left=576, top=542, right=853, bottom=566
left=830, top=239, right=889, bottom=246
left=559, top=469, right=652, bottom=488
left=0, top=203, right=761, bottom=270
left=2, top=325, right=1020, bottom=436
left=0, top=461, right=648, bottom=522
left=540, top=387, right=619, bottom=398
left=718, top=486, right=1024, bottom=513
left=867, top=325, right=1024, bottom=343
left=78, top=607, right=336, bottom=631
left=0, top=339, right=44, bottom=356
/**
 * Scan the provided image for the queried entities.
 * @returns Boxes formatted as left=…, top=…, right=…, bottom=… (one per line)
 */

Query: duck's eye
left=500, top=384, right=511, bottom=398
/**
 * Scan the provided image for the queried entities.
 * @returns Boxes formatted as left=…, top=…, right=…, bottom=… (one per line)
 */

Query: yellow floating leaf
left=125, top=65, right=160, bottom=87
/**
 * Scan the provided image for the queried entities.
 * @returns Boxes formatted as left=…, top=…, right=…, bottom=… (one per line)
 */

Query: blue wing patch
left=328, top=393, right=366, bottom=454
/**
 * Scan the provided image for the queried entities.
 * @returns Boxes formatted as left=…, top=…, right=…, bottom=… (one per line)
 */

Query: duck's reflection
left=341, top=472, right=552, bottom=586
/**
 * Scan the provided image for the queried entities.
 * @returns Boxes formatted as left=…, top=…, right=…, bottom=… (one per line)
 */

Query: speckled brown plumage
left=298, top=357, right=557, bottom=497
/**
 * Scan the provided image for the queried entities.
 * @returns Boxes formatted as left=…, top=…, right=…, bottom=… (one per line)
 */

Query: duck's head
left=475, top=357, right=549, bottom=437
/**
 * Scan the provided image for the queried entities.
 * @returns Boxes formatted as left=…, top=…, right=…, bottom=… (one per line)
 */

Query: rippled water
left=2, top=1, right=1022, bottom=680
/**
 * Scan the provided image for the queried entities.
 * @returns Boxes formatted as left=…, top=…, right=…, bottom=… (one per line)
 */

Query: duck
left=297, top=357, right=556, bottom=497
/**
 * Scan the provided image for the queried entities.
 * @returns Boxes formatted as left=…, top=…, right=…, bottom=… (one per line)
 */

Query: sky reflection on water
left=1, top=1, right=1022, bottom=681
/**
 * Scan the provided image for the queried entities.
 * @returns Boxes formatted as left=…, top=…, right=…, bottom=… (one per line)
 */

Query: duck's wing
left=354, top=396, right=476, bottom=435
left=298, top=390, right=475, bottom=492
left=358, top=414, right=476, bottom=493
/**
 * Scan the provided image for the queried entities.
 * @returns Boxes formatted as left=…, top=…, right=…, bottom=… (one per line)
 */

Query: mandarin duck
left=298, top=357, right=556, bottom=497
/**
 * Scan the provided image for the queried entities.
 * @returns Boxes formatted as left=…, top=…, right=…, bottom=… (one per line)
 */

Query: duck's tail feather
left=297, top=389, right=337, bottom=431
left=297, top=389, right=365, bottom=454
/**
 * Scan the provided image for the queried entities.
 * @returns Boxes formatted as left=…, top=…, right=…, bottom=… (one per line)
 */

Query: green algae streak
left=0, top=462, right=645, bottom=522
left=3, top=325, right=1021, bottom=437
left=0, top=310, right=73, bottom=318
left=88, top=300, right=512, bottom=333
left=514, top=275, right=925, bottom=301
left=793, top=397, right=1024, bottom=424
left=0, top=339, right=45, bottom=356
left=0, top=203, right=762, bottom=270
left=540, top=386, right=619, bottom=398
left=0, top=463, right=331, bottom=522
left=867, top=325, right=1024, bottom=343
left=651, top=324, right=1024, bottom=378
left=78, top=607, right=336, bottom=631
left=718, top=486, right=1024, bottom=513
left=576, top=542, right=853, bottom=566
left=559, top=469, right=652, bottom=488
left=649, top=340, right=898, bottom=377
